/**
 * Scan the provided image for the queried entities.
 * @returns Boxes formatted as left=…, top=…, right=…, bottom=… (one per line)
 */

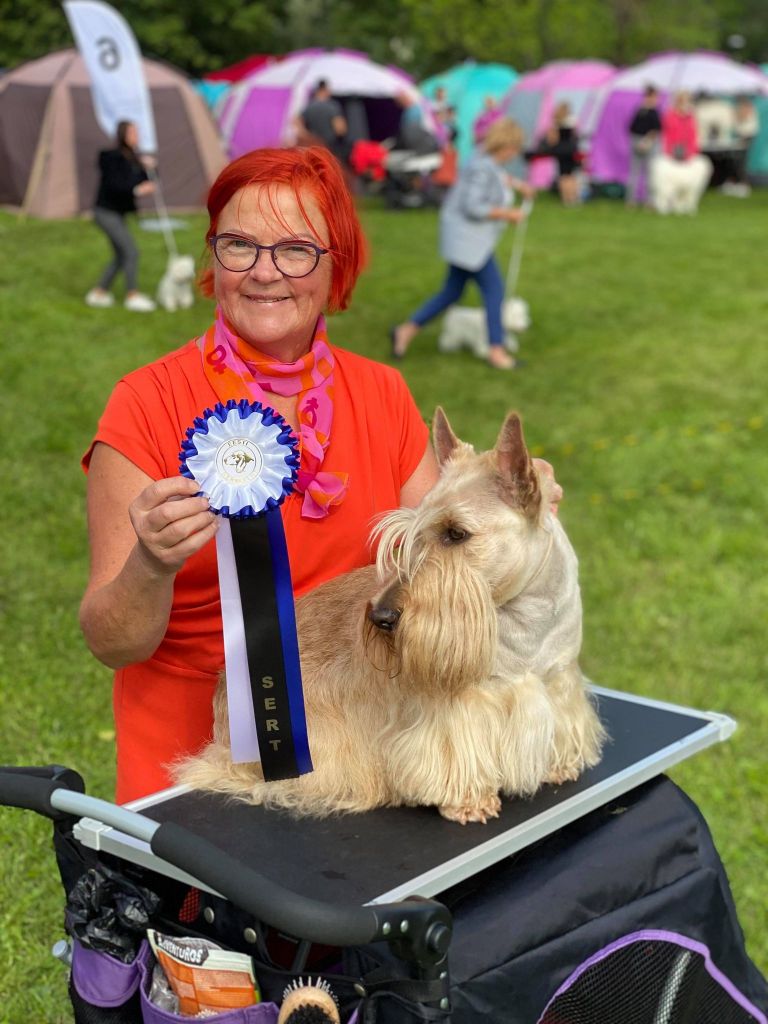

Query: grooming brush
left=277, top=977, right=341, bottom=1024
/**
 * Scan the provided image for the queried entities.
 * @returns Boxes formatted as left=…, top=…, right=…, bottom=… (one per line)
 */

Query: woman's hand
left=533, top=458, right=563, bottom=515
left=134, top=180, right=156, bottom=196
left=130, top=477, right=220, bottom=576
left=505, top=206, right=528, bottom=224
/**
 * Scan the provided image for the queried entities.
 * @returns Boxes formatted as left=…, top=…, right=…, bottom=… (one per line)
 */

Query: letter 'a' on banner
left=63, top=0, right=157, bottom=152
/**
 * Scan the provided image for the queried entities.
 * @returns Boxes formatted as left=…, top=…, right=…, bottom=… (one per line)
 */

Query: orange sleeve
left=386, top=368, right=430, bottom=487
left=82, top=377, right=174, bottom=480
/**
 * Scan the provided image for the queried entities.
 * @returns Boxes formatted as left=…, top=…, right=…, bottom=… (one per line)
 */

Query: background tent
left=420, top=60, right=518, bottom=164
left=744, top=63, right=768, bottom=183
left=500, top=60, right=616, bottom=188
left=586, top=52, right=768, bottom=186
left=218, top=48, right=425, bottom=159
left=0, top=49, right=226, bottom=218
left=194, top=54, right=277, bottom=115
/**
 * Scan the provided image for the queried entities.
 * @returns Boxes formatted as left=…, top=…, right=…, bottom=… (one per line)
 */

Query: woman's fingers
left=533, top=458, right=564, bottom=515
left=129, top=477, right=219, bottom=573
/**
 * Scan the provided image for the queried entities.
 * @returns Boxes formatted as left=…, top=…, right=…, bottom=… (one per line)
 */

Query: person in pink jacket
left=662, top=91, right=699, bottom=161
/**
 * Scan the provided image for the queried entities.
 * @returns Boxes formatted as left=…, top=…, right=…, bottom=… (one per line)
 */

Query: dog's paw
left=545, top=764, right=581, bottom=786
left=439, top=793, right=501, bottom=825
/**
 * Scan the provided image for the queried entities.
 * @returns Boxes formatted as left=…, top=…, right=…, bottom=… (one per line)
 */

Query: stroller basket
left=0, top=765, right=452, bottom=1024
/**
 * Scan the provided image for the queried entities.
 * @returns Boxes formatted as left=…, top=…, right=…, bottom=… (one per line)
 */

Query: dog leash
left=504, top=197, right=533, bottom=300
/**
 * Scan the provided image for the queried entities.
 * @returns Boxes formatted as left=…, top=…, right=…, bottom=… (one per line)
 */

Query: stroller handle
left=0, top=766, right=452, bottom=966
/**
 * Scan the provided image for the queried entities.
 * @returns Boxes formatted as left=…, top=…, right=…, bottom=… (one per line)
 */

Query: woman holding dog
left=390, top=117, right=532, bottom=370
left=80, top=145, right=560, bottom=802
left=85, top=120, right=157, bottom=313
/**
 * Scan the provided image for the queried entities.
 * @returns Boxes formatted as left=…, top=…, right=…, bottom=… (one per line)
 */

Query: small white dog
left=648, top=154, right=713, bottom=215
left=438, top=297, right=530, bottom=359
left=156, top=255, right=196, bottom=312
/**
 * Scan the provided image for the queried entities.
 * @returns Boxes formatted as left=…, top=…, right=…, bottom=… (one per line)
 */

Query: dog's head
left=501, top=297, right=530, bottom=332
left=168, top=254, right=195, bottom=282
left=367, top=408, right=556, bottom=691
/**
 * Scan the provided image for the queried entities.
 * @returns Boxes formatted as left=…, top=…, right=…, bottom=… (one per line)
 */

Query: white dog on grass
left=648, top=154, right=712, bottom=215
left=156, top=255, right=196, bottom=312
left=438, top=297, right=530, bottom=359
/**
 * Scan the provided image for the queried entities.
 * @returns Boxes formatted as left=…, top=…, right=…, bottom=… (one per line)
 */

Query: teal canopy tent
left=421, top=60, right=518, bottom=163
left=745, top=64, right=768, bottom=183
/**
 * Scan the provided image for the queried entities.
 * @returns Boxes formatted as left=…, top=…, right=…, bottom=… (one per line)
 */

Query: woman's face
left=213, top=184, right=333, bottom=361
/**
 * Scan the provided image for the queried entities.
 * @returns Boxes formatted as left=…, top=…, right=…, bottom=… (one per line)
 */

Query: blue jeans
left=410, top=256, right=504, bottom=346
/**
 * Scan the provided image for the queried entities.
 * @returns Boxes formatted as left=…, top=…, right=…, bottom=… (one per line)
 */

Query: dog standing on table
left=156, top=254, right=196, bottom=311
left=177, top=410, right=605, bottom=823
left=438, top=297, right=530, bottom=359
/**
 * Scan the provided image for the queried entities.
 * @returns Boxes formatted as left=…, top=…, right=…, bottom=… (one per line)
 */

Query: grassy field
left=1, top=189, right=767, bottom=1019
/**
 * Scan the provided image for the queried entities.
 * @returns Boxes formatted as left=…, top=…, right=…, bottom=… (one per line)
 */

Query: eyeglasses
left=209, top=234, right=329, bottom=278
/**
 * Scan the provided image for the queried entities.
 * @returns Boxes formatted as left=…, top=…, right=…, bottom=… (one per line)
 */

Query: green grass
left=1, top=190, right=767, bottom=1019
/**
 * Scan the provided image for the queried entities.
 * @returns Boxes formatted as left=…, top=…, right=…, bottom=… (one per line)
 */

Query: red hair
left=199, top=147, right=367, bottom=313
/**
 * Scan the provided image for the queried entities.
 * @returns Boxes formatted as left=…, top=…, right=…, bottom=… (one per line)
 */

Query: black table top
left=136, top=693, right=720, bottom=906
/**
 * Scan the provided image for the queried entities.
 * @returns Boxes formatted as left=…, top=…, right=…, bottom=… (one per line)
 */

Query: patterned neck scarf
left=198, top=308, right=348, bottom=519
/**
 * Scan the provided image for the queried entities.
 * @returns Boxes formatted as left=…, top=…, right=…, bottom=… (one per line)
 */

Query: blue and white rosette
left=179, top=399, right=312, bottom=779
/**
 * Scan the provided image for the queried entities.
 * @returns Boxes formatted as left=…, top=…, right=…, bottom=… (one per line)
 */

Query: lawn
left=1, top=189, right=766, bottom=1020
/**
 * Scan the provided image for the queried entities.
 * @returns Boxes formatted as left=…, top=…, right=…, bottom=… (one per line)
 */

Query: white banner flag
left=63, top=0, right=157, bottom=151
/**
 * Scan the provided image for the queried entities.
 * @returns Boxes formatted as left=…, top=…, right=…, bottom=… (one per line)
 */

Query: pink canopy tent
left=218, top=48, right=424, bottom=159
left=500, top=61, right=616, bottom=188
left=586, top=52, right=768, bottom=185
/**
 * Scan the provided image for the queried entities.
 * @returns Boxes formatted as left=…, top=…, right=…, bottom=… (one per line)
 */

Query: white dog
left=648, top=154, right=712, bottom=215
left=438, top=297, right=530, bottom=359
left=156, top=255, right=196, bottom=312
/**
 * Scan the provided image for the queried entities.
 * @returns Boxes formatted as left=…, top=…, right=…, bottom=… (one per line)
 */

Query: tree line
left=1, top=0, right=765, bottom=79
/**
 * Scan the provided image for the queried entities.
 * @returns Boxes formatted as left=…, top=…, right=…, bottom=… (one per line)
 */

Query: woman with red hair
left=79, top=147, right=440, bottom=802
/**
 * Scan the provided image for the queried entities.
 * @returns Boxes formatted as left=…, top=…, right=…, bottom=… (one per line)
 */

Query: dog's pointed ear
left=432, top=406, right=462, bottom=465
left=494, top=412, right=541, bottom=516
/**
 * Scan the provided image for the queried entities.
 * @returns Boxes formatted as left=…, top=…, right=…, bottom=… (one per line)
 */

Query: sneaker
left=124, top=292, right=156, bottom=312
left=85, top=288, right=114, bottom=308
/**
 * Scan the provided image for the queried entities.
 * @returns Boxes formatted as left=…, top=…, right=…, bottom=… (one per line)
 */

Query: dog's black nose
left=369, top=606, right=401, bottom=632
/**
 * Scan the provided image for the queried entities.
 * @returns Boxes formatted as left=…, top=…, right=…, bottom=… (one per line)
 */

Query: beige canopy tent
left=0, top=49, right=226, bottom=218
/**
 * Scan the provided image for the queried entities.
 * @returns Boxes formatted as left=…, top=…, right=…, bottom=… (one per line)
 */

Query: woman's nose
left=248, top=249, right=283, bottom=283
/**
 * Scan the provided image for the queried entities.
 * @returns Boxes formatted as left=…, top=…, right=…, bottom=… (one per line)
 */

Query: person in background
left=662, top=91, right=699, bottom=162
left=627, top=85, right=662, bottom=206
left=85, top=120, right=157, bottom=312
left=722, top=96, right=758, bottom=197
left=544, top=101, right=580, bottom=206
left=297, top=79, right=350, bottom=164
left=473, top=95, right=503, bottom=145
left=390, top=117, right=532, bottom=371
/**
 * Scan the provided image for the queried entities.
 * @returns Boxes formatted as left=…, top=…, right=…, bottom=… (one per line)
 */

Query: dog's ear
left=494, top=412, right=541, bottom=517
left=432, top=406, right=462, bottom=465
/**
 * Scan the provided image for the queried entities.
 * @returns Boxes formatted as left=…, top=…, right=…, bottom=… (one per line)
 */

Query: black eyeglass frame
left=209, top=233, right=330, bottom=278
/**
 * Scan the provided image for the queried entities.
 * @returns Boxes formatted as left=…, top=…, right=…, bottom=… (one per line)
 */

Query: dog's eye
left=443, top=526, right=470, bottom=545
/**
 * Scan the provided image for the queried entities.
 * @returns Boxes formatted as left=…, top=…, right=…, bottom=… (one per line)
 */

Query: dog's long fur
left=649, top=154, right=712, bottom=215
left=176, top=410, right=605, bottom=823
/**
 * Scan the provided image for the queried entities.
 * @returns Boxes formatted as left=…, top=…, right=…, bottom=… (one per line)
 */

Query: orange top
left=83, top=340, right=429, bottom=802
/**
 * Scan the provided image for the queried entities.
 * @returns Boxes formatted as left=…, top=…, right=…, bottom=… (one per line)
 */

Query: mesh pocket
left=537, top=931, right=767, bottom=1024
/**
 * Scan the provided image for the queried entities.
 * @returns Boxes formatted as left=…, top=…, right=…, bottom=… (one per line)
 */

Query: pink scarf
left=199, top=309, right=348, bottom=518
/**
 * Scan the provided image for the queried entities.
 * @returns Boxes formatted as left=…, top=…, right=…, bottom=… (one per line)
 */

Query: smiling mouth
left=245, top=296, right=290, bottom=303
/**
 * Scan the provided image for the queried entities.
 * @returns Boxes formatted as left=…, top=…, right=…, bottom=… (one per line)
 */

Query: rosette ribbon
left=180, top=399, right=312, bottom=780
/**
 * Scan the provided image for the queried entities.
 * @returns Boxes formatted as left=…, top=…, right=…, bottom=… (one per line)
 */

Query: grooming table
left=73, top=686, right=735, bottom=907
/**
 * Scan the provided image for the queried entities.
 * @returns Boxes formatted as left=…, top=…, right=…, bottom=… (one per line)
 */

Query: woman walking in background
left=390, top=118, right=531, bottom=371
left=85, top=120, right=157, bottom=312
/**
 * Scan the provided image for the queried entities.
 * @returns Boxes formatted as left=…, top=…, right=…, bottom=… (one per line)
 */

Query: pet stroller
left=2, top=686, right=767, bottom=1023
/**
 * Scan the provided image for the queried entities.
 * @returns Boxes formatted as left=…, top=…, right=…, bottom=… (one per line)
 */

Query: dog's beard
left=380, top=553, right=497, bottom=695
